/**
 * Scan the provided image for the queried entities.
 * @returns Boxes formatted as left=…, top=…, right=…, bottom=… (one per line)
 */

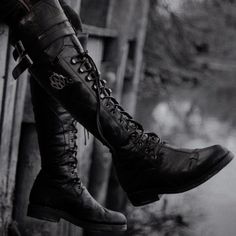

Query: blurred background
left=0, top=0, right=236, bottom=235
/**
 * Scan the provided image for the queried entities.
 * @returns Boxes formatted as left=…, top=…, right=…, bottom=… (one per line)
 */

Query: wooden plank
left=106, top=0, right=137, bottom=101
left=88, top=141, right=112, bottom=205
left=0, top=25, right=8, bottom=80
left=6, top=72, right=28, bottom=215
left=83, top=24, right=118, bottom=38
left=115, top=43, right=129, bottom=101
left=106, top=0, right=116, bottom=28
left=126, top=0, right=150, bottom=116
left=0, top=36, right=28, bottom=233
left=0, top=45, right=18, bottom=234
left=0, top=25, right=9, bottom=118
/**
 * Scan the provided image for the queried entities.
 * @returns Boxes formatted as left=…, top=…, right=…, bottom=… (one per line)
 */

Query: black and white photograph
left=0, top=0, right=236, bottom=235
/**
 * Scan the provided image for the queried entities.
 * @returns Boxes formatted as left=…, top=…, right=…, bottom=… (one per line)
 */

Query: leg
left=28, top=77, right=127, bottom=231
left=1, top=0, right=126, bottom=231
left=11, top=0, right=234, bottom=206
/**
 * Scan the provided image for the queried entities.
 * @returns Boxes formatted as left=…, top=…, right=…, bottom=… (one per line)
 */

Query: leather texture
left=25, top=1, right=127, bottom=230
left=29, top=78, right=127, bottom=230
left=14, top=0, right=234, bottom=206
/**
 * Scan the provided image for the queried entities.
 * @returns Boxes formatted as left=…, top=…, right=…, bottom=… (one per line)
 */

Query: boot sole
left=128, top=151, right=234, bottom=206
left=27, top=204, right=127, bottom=232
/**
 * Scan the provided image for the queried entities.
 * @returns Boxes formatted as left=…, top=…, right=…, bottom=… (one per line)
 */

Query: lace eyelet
left=80, top=60, right=92, bottom=73
left=101, top=79, right=107, bottom=85
left=86, top=75, right=93, bottom=82
left=71, top=57, right=77, bottom=65
left=92, top=84, right=97, bottom=90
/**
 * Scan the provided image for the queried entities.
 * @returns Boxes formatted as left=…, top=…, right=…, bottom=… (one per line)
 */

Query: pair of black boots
left=6, top=0, right=234, bottom=232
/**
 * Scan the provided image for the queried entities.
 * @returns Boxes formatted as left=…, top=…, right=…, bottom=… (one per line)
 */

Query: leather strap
left=37, top=13, right=69, bottom=35
left=12, top=54, right=33, bottom=79
left=13, top=41, right=25, bottom=61
left=38, top=20, right=75, bottom=49
left=12, top=20, right=75, bottom=79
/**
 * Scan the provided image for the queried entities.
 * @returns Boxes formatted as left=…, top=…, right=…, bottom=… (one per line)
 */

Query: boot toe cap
left=198, top=144, right=233, bottom=164
left=195, top=144, right=234, bottom=178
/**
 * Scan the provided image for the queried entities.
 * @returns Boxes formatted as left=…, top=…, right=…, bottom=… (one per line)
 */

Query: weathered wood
left=0, top=25, right=9, bottom=120
left=122, top=0, right=150, bottom=116
left=0, top=26, right=28, bottom=235
left=106, top=0, right=137, bottom=101
left=0, top=45, right=18, bottom=235
left=0, top=37, right=27, bottom=234
left=88, top=141, right=112, bottom=205
left=83, top=24, right=117, bottom=38
left=6, top=72, right=28, bottom=216
left=105, top=0, right=116, bottom=28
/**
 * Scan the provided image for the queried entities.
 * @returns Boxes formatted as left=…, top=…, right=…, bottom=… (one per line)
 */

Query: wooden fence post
left=0, top=29, right=28, bottom=234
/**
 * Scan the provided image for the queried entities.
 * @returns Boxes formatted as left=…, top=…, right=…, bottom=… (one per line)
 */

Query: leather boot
left=28, top=78, right=127, bottom=231
left=13, top=0, right=234, bottom=207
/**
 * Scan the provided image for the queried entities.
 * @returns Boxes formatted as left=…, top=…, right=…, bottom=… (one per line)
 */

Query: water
left=153, top=101, right=236, bottom=236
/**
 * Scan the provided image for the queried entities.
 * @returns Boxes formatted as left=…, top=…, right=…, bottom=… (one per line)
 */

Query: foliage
left=144, top=0, right=236, bottom=85
left=141, top=0, right=236, bottom=123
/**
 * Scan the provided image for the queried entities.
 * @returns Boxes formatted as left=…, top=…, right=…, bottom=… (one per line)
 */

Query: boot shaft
left=30, top=78, right=78, bottom=176
left=14, top=0, right=158, bottom=156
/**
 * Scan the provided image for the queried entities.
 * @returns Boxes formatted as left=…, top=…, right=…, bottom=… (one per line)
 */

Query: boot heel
left=27, top=204, right=61, bottom=222
left=128, top=190, right=162, bottom=206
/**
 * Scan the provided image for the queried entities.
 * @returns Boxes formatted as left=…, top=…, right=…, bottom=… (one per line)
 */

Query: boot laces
left=70, top=51, right=162, bottom=160
left=67, top=119, right=83, bottom=189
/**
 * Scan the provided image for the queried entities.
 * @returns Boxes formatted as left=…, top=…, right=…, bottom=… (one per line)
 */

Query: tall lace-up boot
left=28, top=78, right=127, bottom=231
left=13, top=0, right=234, bottom=207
